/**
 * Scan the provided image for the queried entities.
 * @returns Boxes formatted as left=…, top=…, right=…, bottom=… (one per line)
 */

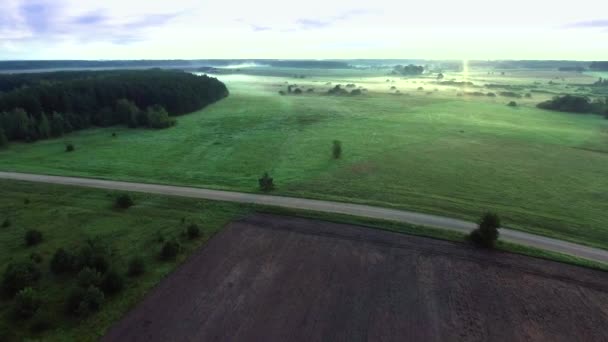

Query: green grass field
left=1, top=68, right=607, bottom=250
left=0, top=180, right=248, bottom=341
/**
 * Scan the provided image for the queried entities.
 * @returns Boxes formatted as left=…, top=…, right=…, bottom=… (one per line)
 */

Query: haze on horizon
left=1, top=0, right=607, bottom=61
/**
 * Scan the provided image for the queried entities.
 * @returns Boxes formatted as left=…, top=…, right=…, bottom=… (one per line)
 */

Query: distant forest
left=392, top=64, right=424, bottom=76
left=0, top=70, right=228, bottom=144
left=0, top=60, right=352, bottom=72
left=590, top=62, right=608, bottom=71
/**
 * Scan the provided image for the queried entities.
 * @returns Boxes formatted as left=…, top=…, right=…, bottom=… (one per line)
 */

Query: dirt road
left=1, top=171, right=607, bottom=264
left=103, top=214, right=608, bottom=342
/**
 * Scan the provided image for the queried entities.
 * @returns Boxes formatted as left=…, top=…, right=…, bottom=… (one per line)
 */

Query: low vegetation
left=258, top=172, right=275, bottom=192
left=0, top=180, right=246, bottom=340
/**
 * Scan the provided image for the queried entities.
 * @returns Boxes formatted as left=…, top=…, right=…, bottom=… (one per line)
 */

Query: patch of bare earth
left=103, top=214, right=608, bottom=342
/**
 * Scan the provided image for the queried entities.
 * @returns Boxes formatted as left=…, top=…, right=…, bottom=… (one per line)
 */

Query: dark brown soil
left=103, top=214, right=608, bottom=342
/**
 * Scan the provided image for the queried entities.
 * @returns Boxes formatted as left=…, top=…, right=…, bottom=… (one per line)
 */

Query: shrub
left=77, top=267, right=102, bottom=288
left=30, top=310, right=53, bottom=333
left=160, top=240, right=180, bottom=261
left=258, top=172, right=274, bottom=192
left=469, top=212, right=501, bottom=248
left=13, top=287, right=41, bottom=319
left=0, top=128, right=7, bottom=148
left=1, top=218, right=10, bottom=228
left=66, top=286, right=105, bottom=316
left=65, top=143, right=75, bottom=152
left=350, top=89, right=362, bottom=95
left=25, top=229, right=43, bottom=246
left=24, top=198, right=30, bottom=205
left=146, top=105, right=176, bottom=129
left=127, top=256, right=145, bottom=277
left=115, top=194, right=134, bottom=209
left=187, top=224, right=201, bottom=239
left=507, top=101, right=517, bottom=107
left=100, top=269, right=124, bottom=295
left=332, top=140, right=342, bottom=159
left=2, top=261, right=41, bottom=296
left=29, top=252, right=43, bottom=264
left=76, top=241, right=110, bottom=273
left=278, top=90, right=286, bottom=95
left=293, top=88, right=302, bottom=94
left=50, top=248, right=76, bottom=274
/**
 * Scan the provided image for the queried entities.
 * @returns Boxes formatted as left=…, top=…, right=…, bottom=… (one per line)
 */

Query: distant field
left=0, top=180, right=246, bottom=341
left=1, top=68, right=607, bottom=249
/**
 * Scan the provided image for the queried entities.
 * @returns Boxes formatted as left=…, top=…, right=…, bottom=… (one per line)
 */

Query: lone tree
left=258, top=172, right=274, bottom=192
left=469, top=212, right=501, bottom=248
left=115, top=194, right=134, bottom=209
left=332, top=140, right=342, bottom=159
left=437, top=73, right=444, bottom=80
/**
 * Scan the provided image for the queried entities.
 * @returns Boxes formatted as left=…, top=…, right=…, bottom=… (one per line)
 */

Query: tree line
left=0, top=70, right=228, bottom=144
left=537, top=95, right=608, bottom=117
left=392, top=64, right=424, bottom=76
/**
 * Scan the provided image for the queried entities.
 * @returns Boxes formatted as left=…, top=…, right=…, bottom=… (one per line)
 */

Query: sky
left=1, top=0, right=607, bottom=60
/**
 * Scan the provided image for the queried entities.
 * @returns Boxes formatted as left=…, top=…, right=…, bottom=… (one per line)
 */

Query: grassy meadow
left=1, top=67, right=607, bottom=250
left=0, top=180, right=248, bottom=341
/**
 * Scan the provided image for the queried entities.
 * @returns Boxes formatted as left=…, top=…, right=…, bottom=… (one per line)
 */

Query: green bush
left=332, top=140, right=342, bottom=159
left=13, top=287, right=41, bottom=319
left=25, top=229, right=43, bottom=246
left=50, top=248, right=76, bottom=274
left=2, top=261, right=41, bottom=296
left=187, top=224, right=201, bottom=239
left=30, top=310, right=53, bottom=333
left=469, top=212, right=501, bottom=248
left=507, top=101, right=517, bottom=107
left=100, top=269, right=124, bottom=295
left=65, top=143, right=75, bottom=152
left=146, top=105, right=176, bottom=129
left=66, top=286, right=105, bottom=316
left=29, top=252, right=43, bottom=264
left=127, top=256, right=145, bottom=277
left=160, top=240, right=180, bottom=261
left=77, top=267, right=102, bottom=288
left=1, top=218, right=10, bottom=228
left=76, top=239, right=111, bottom=273
left=115, top=194, right=134, bottom=209
left=258, top=172, right=274, bottom=192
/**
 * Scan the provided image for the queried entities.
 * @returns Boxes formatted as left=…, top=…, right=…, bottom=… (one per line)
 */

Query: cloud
left=296, top=19, right=331, bottom=29
left=565, top=19, right=608, bottom=28
left=251, top=25, right=272, bottom=32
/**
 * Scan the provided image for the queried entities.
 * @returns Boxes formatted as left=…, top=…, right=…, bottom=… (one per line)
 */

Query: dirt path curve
left=1, top=171, right=607, bottom=264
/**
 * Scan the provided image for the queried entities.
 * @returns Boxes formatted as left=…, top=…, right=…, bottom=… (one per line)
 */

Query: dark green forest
left=0, top=70, right=228, bottom=144
left=537, top=95, right=608, bottom=116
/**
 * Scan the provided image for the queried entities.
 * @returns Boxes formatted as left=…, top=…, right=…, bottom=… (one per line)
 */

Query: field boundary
left=1, top=170, right=607, bottom=265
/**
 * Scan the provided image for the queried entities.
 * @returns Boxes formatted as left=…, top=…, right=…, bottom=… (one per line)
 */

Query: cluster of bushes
left=594, top=78, right=608, bottom=87
left=440, top=80, right=474, bottom=87
left=0, top=70, right=228, bottom=143
left=327, top=85, right=362, bottom=96
left=537, top=95, right=608, bottom=116
left=47, top=239, right=128, bottom=317
left=498, top=91, right=522, bottom=98
left=392, top=64, right=424, bottom=76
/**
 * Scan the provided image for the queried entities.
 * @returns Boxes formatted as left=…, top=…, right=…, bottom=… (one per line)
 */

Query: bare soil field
left=103, top=214, right=608, bottom=342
